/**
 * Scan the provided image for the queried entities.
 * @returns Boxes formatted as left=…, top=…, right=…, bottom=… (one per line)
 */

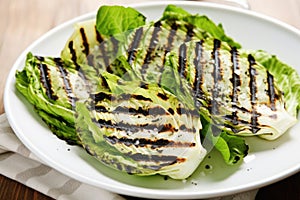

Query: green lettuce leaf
left=96, top=5, right=146, bottom=36
left=200, top=116, right=248, bottom=165
left=36, top=109, right=78, bottom=145
left=15, top=53, right=89, bottom=145
left=15, top=53, right=75, bottom=121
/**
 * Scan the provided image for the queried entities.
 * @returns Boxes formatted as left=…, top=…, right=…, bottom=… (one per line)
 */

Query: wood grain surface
left=0, top=0, right=300, bottom=199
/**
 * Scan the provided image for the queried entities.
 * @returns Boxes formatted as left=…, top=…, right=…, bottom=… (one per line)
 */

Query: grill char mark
left=178, top=43, right=187, bottom=78
left=68, top=41, right=79, bottom=69
left=99, top=74, right=110, bottom=89
left=95, top=26, right=110, bottom=68
left=92, top=92, right=116, bottom=102
left=94, top=118, right=184, bottom=134
left=166, top=23, right=193, bottom=100
left=131, top=94, right=152, bottom=102
left=110, top=36, right=119, bottom=55
left=128, top=153, right=185, bottom=167
left=163, top=22, right=179, bottom=62
left=230, top=47, right=241, bottom=125
left=127, top=27, right=144, bottom=65
left=267, top=71, right=277, bottom=111
left=104, top=135, right=195, bottom=149
left=157, top=92, right=169, bottom=101
left=112, top=105, right=167, bottom=116
left=54, top=58, right=77, bottom=107
left=185, top=24, right=195, bottom=42
left=67, top=41, right=88, bottom=84
left=95, top=26, right=104, bottom=43
left=193, top=40, right=204, bottom=107
left=248, top=54, right=260, bottom=133
left=176, top=106, right=199, bottom=117
left=92, top=91, right=153, bottom=103
left=141, top=21, right=162, bottom=74
left=210, top=39, right=222, bottom=115
left=37, top=59, right=58, bottom=101
left=79, top=27, right=89, bottom=56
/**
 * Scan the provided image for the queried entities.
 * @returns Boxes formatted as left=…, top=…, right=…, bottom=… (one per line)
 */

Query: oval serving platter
left=4, top=1, right=300, bottom=199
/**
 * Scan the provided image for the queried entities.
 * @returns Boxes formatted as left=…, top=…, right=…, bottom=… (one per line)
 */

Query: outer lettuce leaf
left=96, top=5, right=146, bottom=36
left=15, top=53, right=87, bottom=145
left=36, top=109, right=78, bottom=145
left=15, top=53, right=75, bottom=122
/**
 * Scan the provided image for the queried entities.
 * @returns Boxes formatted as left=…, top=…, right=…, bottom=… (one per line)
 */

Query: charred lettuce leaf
left=248, top=50, right=300, bottom=118
left=15, top=53, right=93, bottom=145
left=75, top=74, right=206, bottom=179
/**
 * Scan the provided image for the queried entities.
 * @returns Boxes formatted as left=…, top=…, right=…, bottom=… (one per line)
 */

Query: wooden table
left=1, top=0, right=300, bottom=199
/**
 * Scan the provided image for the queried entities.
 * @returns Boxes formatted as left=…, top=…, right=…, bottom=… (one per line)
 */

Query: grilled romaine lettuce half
left=163, top=39, right=297, bottom=140
left=105, top=26, right=297, bottom=140
left=15, top=53, right=99, bottom=145
left=60, top=5, right=240, bottom=80
left=75, top=73, right=206, bottom=179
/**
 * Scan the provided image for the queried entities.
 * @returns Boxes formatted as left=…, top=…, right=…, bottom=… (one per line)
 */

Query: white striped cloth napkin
left=0, top=113, right=257, bottom=200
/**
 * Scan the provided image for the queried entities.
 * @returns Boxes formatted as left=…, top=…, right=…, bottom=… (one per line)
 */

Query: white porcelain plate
left=4, top=1, right=300, bottom=199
